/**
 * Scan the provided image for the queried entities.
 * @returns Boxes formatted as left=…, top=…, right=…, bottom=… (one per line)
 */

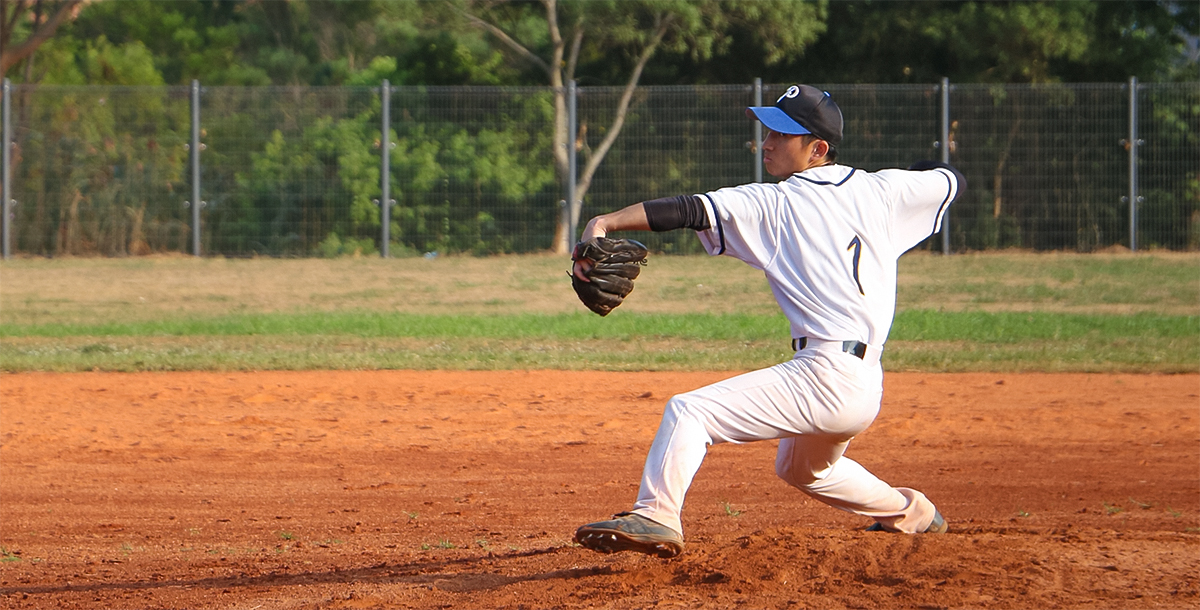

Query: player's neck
left=798, top=159, right=835, bottom=173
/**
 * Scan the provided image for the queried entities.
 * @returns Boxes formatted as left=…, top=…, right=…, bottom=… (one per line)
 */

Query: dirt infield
left=1, top=370, right=1197, bottom=609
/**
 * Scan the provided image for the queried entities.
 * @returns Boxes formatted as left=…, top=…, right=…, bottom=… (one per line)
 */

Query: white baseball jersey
left=695, top=164, right=959, bottom=348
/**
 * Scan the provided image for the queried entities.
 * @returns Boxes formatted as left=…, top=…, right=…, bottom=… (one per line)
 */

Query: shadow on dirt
left=0, top=545, right=618, bottom=597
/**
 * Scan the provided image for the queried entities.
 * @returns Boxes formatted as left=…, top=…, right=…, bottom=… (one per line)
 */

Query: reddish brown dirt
left=1, top=371, right=1197, bottom=609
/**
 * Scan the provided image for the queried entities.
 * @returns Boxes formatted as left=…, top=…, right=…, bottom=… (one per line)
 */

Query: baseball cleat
left=924, top=510, right=949, bottom=533
left=865, top=510, right=948, bottom=534
left=574, top=512, right=684, bottom=558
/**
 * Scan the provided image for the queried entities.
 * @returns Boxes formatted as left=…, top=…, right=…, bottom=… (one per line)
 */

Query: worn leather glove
left=570, top=237, right=649, bottom=316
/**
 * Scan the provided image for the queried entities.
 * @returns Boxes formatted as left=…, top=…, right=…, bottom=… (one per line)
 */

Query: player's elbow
left=908, top=160, right=966, bottom=202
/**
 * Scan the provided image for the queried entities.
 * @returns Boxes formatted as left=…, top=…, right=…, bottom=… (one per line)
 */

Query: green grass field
left=1, top=251, right=1196, bottom=373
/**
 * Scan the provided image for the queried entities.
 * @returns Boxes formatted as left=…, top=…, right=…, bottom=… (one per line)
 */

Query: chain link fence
left=3, top=82, right=1196, bottom=257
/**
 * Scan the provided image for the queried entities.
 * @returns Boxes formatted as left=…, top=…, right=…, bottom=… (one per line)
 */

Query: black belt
left=791, top=337, right=868, bottom=360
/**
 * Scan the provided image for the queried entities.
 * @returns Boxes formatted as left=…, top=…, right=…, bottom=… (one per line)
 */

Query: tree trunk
left=542, top=0, right=574, bottom=254
left=57, top=188, right=81, bottom=255
left=992, top=118, right=1022, bottom=218
left=128, top=204, right=149, bottom=255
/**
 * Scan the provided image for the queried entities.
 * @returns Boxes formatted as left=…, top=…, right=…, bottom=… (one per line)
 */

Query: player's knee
left=662, top=394, right=693, bottom=422
left=775, top=462, right=808, bottom=487
left=774, top=455, right=824, bottom=488
left=777, top=468, right=823, bottom=489
left=660, top=394, right=715, bottom=441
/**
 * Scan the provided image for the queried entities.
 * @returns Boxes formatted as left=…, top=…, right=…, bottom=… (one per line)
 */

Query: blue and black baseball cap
left=746, top=84, right=843, bottom=146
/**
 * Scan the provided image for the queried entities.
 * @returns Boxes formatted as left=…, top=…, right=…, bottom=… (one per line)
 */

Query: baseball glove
left=570, top=237, right=649, bottom=316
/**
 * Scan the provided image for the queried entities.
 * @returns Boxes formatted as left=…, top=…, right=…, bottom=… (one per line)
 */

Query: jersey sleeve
left=695, top=183, right=781, bottom=270
left=879, top=165, right=963, bottom=252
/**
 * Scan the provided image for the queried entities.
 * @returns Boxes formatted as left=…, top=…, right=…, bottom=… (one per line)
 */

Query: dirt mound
left=1, top=370, right=1197, bottom=608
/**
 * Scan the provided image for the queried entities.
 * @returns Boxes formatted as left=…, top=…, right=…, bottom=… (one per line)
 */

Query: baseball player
left=570, top=84, right=965, bottom=558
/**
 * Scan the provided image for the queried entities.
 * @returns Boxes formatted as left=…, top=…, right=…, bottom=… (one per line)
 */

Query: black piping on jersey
left=931, top=170, right=955, bottom=235
left=793, top=167, right=856, bottom=187
left=908, top=161, right=966, bottom=235
left=699, top=193, right=726, bottom=254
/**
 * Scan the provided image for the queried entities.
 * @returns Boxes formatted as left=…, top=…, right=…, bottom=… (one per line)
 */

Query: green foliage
left=45, top=0, right=514, bottom=86
left=528, top=0, right=828, bottom=85
left=34, top=35, right=165, bottom=86
left=1060, top=1, right=1200, bottom=83
left=344, top=57, right=401, bottom=87
left=1139, top=83, right=1200, bottom=249
left=5, top=1, right=1195, bottom=258
left=200, top=86, right=557, bottom=256
left=938, top=83, right=1196, bottom=252
left=18, top=0, right=1197, bottom=87
left=317, top=233, right=379, bottom=258
left=12, top=83, right=189, bottom=255
left=929, top=1, right=1092, bottom=83
left=386, top=90, right=557, bottom=254
left=340, top=34, right=510, bottom=87
left=224, top=102, right=385, bottom=255
left=758, top=1, right=1198, bottom=86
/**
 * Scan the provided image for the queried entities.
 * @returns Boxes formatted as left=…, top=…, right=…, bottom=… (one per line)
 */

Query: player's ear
left=811, top=139, right=830, bottom=161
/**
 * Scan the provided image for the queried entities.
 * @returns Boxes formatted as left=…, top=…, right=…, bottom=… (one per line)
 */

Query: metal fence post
left=940, top=77, right=951, bottom=255
left=566, top=80, right=578, bottom=241
left=753, top=78, right=763, bottom=183
left=189, top=79, right=202, bottom=257
left=380, top=80, right=391, bottom=258
left=1126, top=76, right=1141, bottom=251
left=2, top=78, right=10, bottom=259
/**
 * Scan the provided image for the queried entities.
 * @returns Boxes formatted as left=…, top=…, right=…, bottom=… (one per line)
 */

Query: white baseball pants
left=629, top=344, right=938, bottom=535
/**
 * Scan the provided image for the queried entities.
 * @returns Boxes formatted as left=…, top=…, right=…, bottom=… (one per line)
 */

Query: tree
left=784, top=1, right=1197, bottom=85
left=1, top=0, right=85, bottom=77
left=1055, top=0, right=1199, bottom=82
left=57, top=0, right=515, bottom=86
left=456, top=0, right=826, bottom=253
left=13, top=38, right=183, bottom=256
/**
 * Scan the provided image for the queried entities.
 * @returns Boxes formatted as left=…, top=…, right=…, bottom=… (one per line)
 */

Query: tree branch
left=543, top=0, right=562, bottom=65
left=2, top=1, right=27, bottom=54
left=458, top=4, right=550, bottom=76
left=565, top=18, right=583, bottom=82
left=541, top=0, right=564, bottom=87
left=4, top=1, right=31, bottom=42
left=1, top=0, right=81, bottom=75
left=572, top=13, right=673, bottom=212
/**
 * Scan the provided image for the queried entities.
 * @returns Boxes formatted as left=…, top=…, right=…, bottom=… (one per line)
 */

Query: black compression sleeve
left=642, top=194, right=711, bottom=232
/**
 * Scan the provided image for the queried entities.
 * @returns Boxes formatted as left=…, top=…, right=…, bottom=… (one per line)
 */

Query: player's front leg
left=575, top=392, right=714, bottom=557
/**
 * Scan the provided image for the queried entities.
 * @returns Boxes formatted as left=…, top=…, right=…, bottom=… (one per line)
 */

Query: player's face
left=762, top=130, right=827, bottom=177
